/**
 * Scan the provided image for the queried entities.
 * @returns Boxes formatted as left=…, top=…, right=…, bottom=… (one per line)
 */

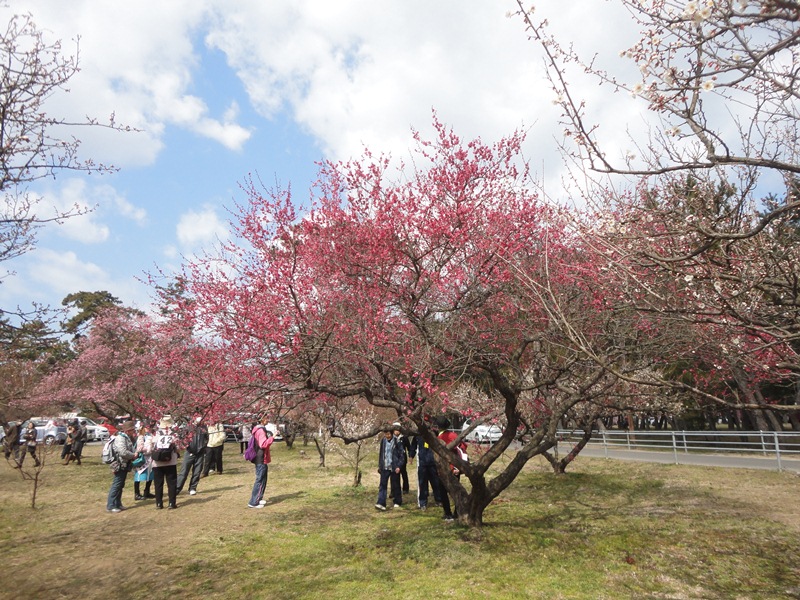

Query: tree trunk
left=313, top=437, right=326, bottom=467
left=733, top=368, right=774, bottom=431
left=790, top=383, right=800, bottom=431
left=542, top=427, right=593, bottom=474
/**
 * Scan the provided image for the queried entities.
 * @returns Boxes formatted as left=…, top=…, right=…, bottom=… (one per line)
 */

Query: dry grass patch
left=0, top=441, right=798, bottom=599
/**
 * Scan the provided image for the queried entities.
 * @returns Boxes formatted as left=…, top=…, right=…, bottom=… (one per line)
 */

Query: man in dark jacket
left=408, top=420, right=444, bottom=511
left=176, top=418, right=208, bottom=496
left=375, top=425, right=406, bottom=510
left=392, top=422, right=411, bottom=494
left=3, top=421, right=22, bottom=465
left=72, top=420, right=88, bottom=465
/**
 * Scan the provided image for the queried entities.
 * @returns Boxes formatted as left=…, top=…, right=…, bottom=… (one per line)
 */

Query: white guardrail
left=556, top=429, right=800, bottom=472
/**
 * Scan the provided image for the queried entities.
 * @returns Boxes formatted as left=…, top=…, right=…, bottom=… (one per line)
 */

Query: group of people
left=4, top=412, right=465, bottom=522
left=105, top=413, right=276, bottom=513
left=61, top=419, right=88, bottom=465
left=376, top=416, right=466, bottom=522
left=2, top=417, right=91, bottom=468
left=2, top=420, right=41, bottom=468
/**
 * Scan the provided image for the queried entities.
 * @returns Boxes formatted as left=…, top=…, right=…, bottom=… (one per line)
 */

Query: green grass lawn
left=0, top=440, right=798, bottom=599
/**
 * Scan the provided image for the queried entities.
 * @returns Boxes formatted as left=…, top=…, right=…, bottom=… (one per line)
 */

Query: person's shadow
left=263, top=491, right=305, bottom=506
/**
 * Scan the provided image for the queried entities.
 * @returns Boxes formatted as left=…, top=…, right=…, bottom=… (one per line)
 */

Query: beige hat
left=158, top=415, right=174, bottom=429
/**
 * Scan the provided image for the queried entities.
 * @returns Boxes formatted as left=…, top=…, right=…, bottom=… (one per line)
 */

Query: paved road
left=562, top=442, right=800, bottom=474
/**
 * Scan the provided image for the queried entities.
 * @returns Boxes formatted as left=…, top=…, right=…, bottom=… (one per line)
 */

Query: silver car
left=18, top=419, right=68, bottom=445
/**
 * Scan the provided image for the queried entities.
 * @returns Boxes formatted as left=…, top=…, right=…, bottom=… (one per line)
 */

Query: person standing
left=375, top=425, right=406, bottom=511
left=21, top=421, right=41, bottom=467
left=392, top=422, right=411, bottom=495
left=72, top=420, right=88, bottom=465
left=61, top=422, right=75, bottom=465
left=247, top=416, right=275, bottom=509
left=147, top=415, right=179, bottom=509
left=240, top=422, right=252, bottom=455
left=203, top=421, right=225, bottom=476
left=133, top=420, right=155, bottom=501
left=176, top=417, right=208, bottom=496
left=409, top=421, right=444, bottom=511
left=436, top=416, right=467, bottom=523
left=106, top=420, right=137, bottom=513
left=3, top=421, right=22, bottom=465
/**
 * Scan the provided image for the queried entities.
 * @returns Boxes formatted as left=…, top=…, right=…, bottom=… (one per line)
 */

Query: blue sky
left=1, top=0, right=643, bottom=319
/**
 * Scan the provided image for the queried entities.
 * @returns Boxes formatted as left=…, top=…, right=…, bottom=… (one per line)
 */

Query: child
left=375, top=425, right=406, bottom=510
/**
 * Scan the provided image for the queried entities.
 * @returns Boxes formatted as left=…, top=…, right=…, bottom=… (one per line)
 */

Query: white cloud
left=40, top=178, right=147, bottom=244
left=9, top=248, right=154, bottom=313
left=7, top=0, right=648, bottom=178
left=28, top=249, right=110, bottom=294
left=48, top=179, right=109, bottom=243
left=4, top=1, right=251, bottom=166
left=176, top=204, right=228, bottom=249
left=204, top=1, right=552, bottom=160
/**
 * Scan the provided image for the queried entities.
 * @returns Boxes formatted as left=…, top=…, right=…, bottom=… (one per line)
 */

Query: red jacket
left=252, top=425, right=274, bottom=464
left=438, top=430, right=468, bottom=473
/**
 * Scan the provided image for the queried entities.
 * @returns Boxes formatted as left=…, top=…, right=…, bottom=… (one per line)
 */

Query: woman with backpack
left=133, top=420, right=155, bottom=501
left=106, top=420, right=137, bottom=513
left=146, top=415, right=179, bottom=509
left=247, top=415, right=275, bottom=509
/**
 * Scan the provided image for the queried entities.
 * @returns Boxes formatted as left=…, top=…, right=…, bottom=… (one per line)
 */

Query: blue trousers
left=376, top=469, right=402, bottom=507
left=107, top=469, right=128, bottom=510
left=417, top=463, right=442, bottom=508
left=249, top=463, right=269, bottom=506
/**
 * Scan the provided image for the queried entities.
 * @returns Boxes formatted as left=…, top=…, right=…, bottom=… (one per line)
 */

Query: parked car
left=18, top=418, right=68, bottom=445
left=76, top=418, right=110, bottom=442
left=461, top=419, right=503, bottom=443
left=95, top=418, right=118, bottom=436
left=223, top=424, right=241, bottom=443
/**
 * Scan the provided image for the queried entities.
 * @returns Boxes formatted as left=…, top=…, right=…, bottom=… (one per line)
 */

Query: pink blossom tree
left=165, top=119, right=659, bottom=526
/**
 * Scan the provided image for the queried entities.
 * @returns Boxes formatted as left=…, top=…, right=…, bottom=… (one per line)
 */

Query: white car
left=461, top=419, right=503, bottom=443
left=76, top=418, right=110, bottom=441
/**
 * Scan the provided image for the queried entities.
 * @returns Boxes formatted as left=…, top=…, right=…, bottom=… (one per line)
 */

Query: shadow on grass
left=264, top=491, right=306, bottom=506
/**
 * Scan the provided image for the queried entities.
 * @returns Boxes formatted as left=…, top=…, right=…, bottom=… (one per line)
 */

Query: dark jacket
left=378, top=435, right=407, bottom=471
left=409, top=435, right=437, bottom=467
left=186, top=424, right=209, bottom=455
